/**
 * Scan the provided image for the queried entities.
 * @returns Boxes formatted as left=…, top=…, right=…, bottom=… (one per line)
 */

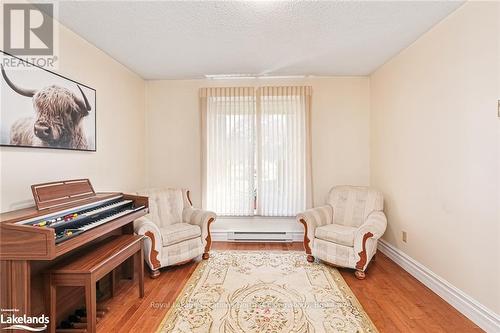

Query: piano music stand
left=31, top=179, right=96, bottom=211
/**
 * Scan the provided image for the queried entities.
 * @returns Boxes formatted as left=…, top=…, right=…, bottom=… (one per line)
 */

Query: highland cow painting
left=0, top=52, right=96, bottom=151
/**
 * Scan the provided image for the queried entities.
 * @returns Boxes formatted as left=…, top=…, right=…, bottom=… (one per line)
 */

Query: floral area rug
left=157, top=251, right=377, bottom=333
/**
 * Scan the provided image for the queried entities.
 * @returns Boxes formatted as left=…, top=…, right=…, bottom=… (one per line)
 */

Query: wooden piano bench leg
left=110, top=269, right=118, bottom=297
left=47, top=275, right=57, bottom=333
left=85, top=278, right=97, bottom=333
left=135, top=246, right=145, bottom=298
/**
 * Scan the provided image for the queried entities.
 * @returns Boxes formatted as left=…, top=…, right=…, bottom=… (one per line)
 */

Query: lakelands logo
left=0, top=312, right=49, bottom=331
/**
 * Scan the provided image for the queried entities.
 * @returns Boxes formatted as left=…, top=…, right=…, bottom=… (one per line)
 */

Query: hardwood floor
left=96, top=242, right=483, bottom=332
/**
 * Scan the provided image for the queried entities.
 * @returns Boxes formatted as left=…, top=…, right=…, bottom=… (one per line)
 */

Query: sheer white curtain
left=257, top=86, right=312, bottom=216
left=200, top=87, right=256, bottom=216
left=201, top=86, right=312, bottom=217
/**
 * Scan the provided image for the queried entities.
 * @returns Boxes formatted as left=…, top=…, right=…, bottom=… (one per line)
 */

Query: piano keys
left=17, top=195, right=146, bottom=244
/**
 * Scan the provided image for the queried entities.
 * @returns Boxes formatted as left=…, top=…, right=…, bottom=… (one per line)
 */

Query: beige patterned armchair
left=133, top=188, right=216, bottom=278
left=297, top=186, right=387, bottom=279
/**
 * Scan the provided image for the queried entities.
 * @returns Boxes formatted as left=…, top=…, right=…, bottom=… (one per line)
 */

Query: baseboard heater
left=227, top=231, right=293, bottom=242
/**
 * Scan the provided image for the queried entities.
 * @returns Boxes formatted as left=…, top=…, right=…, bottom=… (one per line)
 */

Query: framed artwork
left=0, top=51, right=96, bottom=151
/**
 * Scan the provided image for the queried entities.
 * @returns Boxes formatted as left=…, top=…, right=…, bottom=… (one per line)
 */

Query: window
left=200, top=86, right=312, bottom=217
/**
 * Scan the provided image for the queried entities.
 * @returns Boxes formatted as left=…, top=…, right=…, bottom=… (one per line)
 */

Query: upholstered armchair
left=297, top=186, right=387, bottom=279
left=133, top=188, right=216, bottom=278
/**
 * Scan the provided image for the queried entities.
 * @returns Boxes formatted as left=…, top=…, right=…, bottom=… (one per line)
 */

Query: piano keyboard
left=15, top=195, right=123, bottom=226
left=55, top=205, right=145, bottom=244
left=19, top=195, right=146, bottom=244
left=81, top=200, right=133, bottom=217
left=79, top=206, right=143, bottom=231
left=45, top=200, right=134, bottom=229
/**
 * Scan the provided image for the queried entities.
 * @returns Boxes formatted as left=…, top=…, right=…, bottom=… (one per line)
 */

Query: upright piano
left=0, top=179, right=148, bottom=326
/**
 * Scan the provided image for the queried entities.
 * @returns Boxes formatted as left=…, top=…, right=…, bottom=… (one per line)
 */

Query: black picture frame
left=0, top=50, right=97, bottom=152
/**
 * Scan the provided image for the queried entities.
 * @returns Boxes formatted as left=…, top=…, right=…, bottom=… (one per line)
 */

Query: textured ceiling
left=54, top=1, right=463, bottom=79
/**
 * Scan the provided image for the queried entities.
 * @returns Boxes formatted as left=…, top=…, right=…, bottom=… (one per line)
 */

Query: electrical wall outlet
left=497, top=100, right=500, bottom=118
left=402, top=231, right=408, bottom=243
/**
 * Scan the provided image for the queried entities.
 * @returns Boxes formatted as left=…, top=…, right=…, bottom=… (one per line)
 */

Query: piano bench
left=46, top=235, right=145, bottom=333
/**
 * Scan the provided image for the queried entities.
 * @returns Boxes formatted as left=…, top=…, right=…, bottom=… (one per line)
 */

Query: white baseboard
left=378, top=240, right=500, bottom=333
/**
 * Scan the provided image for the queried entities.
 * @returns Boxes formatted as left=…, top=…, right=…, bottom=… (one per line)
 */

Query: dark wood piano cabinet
left=0, top=179, right=149, bottom=330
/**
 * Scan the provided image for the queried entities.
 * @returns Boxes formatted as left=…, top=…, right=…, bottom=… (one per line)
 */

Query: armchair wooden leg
left=299, top=219, right=314, bottom=264
left=150, top=269, right=160, bottom=279
left=355, top=270, right=366, bottom=280
left=144, top=231, right=161, bottom=279
left=203, top=218, right=215, bottom=261
left=354, top=231, right=373, bottom=280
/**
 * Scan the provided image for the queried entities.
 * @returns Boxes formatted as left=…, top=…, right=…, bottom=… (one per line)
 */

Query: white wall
left=145, top=77, right=370, bottom=207
left=370, top=1, right=500, bottom=314
left=0, top=22, right=146, bottom=212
